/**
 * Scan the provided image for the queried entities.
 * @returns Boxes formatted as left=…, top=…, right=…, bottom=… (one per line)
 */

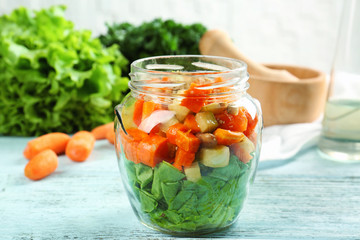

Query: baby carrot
left=106, top=128, right=115, bottom=145
left=65, top=131, right=95, bottom=162
left=23, top=132, right=70, bottom=160
left=91, top=122, right=114, bottom=140
left=24, top=149, right=58, bottom=181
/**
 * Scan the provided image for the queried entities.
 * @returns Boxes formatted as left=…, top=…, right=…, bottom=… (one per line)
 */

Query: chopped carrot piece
left=215, top=108, right=248, bottom=132
left=65, top=131, right=95, bottom=162
left=23, top=132, right=70, bottom=160
left=234, top=107, right=249, bottom=132
left=180, top=83, right=213, bottom=113
left=119, top=129, right=147, bottom=163
left=215, top=112, right=234, bottom=130
left=133, top=99, right=144, bottom=126
left=119, top=131, right=130, bottom=160
left=137, top=135, right=169, bottom=168
left=166, top=123, right=188, bottom=145
left=173, top=161, right=183, bottom=171
left=128, top=140, right=141, bottom=163
left=126, top=128, right=148, bottom=141
left=24, top=149, right=58, bottom=181
left=142, top=101, right=163, bottom=120
left=184, top=114, right=201, bottom=133
left=173, top=148, right=195, bottom=170
left=175, top=130, right=200, bottom=153
left=214, top=128, right=245, bottom=145
left=91, top=122, right=114, bottom=140
left=248, top=113, right=258, bottom=130
left=243, top=110, right=258, bottom=137
left=167, top=143, right=177, bottom=160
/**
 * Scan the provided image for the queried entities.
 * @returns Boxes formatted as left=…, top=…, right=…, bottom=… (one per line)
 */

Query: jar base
left=318, top=137, right=360, bottom=162
left=139, top=219, right=235, bottom=237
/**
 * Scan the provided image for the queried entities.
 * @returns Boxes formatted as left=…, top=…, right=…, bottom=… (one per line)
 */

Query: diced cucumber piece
left=199, top=145, right=230, bottom=168
left=121, top=101, right=137, bottom=129
left=227, top=105, right=239, bottom=115
left=201, top=102, right=227, bottom=114
left=159, top=116, right=179, bottom=133
left=195, top=112, right=219, bottom=133
left=231, top=136, right=255, bottom=164
left=184, top=162, right=201, bottom=182
left=168, top=103, right=191, bottom=122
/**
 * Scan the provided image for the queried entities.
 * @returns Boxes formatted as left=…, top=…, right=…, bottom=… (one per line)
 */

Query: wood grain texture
left=1, top=137, right=360, bottom=239
left=248, top=65, right=327, bottom=126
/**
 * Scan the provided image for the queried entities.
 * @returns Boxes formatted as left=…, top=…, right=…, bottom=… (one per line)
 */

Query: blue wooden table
left=1, top=136, right=360, bottom=239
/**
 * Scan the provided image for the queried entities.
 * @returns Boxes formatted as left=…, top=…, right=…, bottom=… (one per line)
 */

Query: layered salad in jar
left=115, top=63, right=261, bottom=235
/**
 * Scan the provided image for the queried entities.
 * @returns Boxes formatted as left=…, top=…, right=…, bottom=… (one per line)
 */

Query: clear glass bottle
left=318, top=0, right=360, bottom=161
left=114, top=55, right=263, bottom=235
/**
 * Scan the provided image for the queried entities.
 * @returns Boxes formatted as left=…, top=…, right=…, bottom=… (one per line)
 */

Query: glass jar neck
left=128, top=55, right=249, bottom=100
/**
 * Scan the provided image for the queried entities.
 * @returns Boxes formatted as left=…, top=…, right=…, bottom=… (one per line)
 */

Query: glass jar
left=318, top=0, right=360, bottom=161
left=114, top=55, right=263, bottom=236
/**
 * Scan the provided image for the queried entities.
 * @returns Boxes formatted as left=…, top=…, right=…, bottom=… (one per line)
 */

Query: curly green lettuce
left=0, top=6, right=129, bottom=136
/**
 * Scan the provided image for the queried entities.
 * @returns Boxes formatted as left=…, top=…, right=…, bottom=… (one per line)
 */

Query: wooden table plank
left=1, top=137, right=360, bottom=239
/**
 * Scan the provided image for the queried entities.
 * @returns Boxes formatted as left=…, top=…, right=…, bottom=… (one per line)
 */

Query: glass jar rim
left=130, top=55, right=248, bottom=75
left=128, top=55, right=250, bottom=98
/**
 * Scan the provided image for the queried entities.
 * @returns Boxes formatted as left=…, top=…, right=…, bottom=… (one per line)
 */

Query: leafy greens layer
left=124, top=155, right=252, bottom=233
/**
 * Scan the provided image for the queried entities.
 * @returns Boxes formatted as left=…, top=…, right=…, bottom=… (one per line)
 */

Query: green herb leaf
left=99, top=18, right=207, bottom=73
left=161, top=182, right=181, bottom=204
left=135, top=163, right=153, bottom=189
left=139, top=189, right=158, bottom=213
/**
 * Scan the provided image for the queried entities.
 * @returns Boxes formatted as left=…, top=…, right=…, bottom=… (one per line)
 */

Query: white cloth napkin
left=260, top=120, right=322, bottom=161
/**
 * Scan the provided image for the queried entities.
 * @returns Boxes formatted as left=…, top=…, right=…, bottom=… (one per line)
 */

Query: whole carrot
left=23, top=132, right=70, bottom=160
left=66, top=131, right=95, bottom=162
left=106, top=128, right=115, bottom=145
left=91, top=122, right=114, bottom=140
left=24, top=149, right=58, bottom=181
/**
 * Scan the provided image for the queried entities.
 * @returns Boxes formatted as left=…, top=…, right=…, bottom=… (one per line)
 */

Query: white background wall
left=0, top=0, right=343, bottom=73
